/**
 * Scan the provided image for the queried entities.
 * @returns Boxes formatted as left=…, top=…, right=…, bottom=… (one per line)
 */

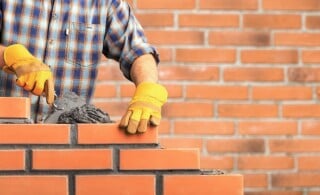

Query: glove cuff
left=4, top=44, right=35, bottom=66
left=132, top=82, right=168, bottom=105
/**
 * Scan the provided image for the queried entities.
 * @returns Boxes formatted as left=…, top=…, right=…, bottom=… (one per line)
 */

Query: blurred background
left=94, top=0, right=320, bottom=194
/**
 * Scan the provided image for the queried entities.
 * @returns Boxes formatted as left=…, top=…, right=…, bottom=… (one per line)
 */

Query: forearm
left=130, top=54, right=158, bottom=86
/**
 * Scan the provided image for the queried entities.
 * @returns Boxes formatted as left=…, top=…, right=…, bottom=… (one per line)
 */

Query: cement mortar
left=45, top=91, right=112, bottom=124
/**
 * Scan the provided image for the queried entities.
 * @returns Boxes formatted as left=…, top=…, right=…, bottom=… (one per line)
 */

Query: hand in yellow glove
left=2, top=44, right=54, bottom=104
left=119, top=82, right=168, bottom=134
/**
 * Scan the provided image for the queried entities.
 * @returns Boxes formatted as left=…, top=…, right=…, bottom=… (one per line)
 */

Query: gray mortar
left=45, top=91, right=113, bottom=124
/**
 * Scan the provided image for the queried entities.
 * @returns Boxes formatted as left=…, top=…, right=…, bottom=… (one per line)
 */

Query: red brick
left=283, top=104, right=320, bottom=118
left=159, top=66, right=219, bottom=81
left=298, top=156, right=320, bottom=171
left=120, top=148, right=200, bottom=170
left=76, top=175, right=155, bottom=195
left=174, top=120, right=234, bottom=135
left=238, top=156, right=294, bottom=170
left=93, top=101, right=127, bottom=116
left=158, top=118, right=171, bottom=134
left=93, top=83, right=117, bottom=98
left=186, top=85, right=248, bottom=100
left=0, top=176, right=67, bottom=195
left=307, top=192, right=320, bottom=195
left=252, top=86, right=312, bottom=100
left=137, top=0, right=195, bottom=9
left=0, top=150, right=24, bottom=170
left=163, top=84, right=183, bottom=98
left=275, top=33, right=320, bottom=46
left=207, top=139, right=265, bottom=153
left=316, top=87, right=320, bottom=98
left=163, top=102, right=214, bottom=117
left=272, top=173, right=320, bottom=187
left=96, top=64, right=126, bottom=81
left=218, top=104, right=278, bottom=118
left=32, top=149, right=112, bottom=170
left=176, top=48, right=236, bottom=63
left=288, top=67, right=320, bottom=82
left=78, top=123, right=158, bottom=144
left=301, top=121, right=320, bottom=135
left=0, top=97, right=30, bottom=119
left=302, top=50, right=320, bottom=64
left=163, top=175, right=243, bottom=195
left=243, top=14, right=301, bottom=29
left=179, top=14, right=239, bottom=27
left=159, top=138, right=203, bottom=150
left=0, top=124, right=69, bottom=144
left=209, top=31, right=270, bottom=46
left=244, top=174, right=268, bottom=187
left=119, top=83, right=135, bottom=97
left=200, top=156, right=234, bottom=170
left=306, top=16, right=320, bottom=29
left=246, top=191, right=302, bottom=195
left=239, top=121, right=297, bottom=135
left=263, top=0, right=320, bottom=10
left=145, top=30, right=204, bottom=45
left=269, top=139, right=320, bottom=153
left=224, top=67, right=284, bottom=82
left=200, top=0, right=257, bottom=10
left=241, top=50, right=298, bottom=64
left=157, top=48, right=173, bottom=62
left=136, top=13, right=174, bottom=27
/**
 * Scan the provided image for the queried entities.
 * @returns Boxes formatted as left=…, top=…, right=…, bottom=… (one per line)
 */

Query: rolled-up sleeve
left=102, top=0, right=159, bottom=80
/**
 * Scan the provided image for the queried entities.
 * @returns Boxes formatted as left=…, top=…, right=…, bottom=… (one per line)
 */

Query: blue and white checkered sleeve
left=102, top=0, right=159, bottom=80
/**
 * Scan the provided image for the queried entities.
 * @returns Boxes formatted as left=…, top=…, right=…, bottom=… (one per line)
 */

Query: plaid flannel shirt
left=0, top=0, right=158, bottom=122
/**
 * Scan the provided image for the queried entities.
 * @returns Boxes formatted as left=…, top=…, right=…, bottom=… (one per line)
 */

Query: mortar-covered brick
left=163, top=174, right=243, bottom=195
left=78, top=123, right=158, bottom=144
left=0, top=150, right=25, bottom=171
left=0, top=124, right=70, bottom=144
left=32, top=149, right=113, bottom=170
left=0, top=176, right=68, bottom=195
left=76, top=175, right=155, bottom=195
left=120, top=148, right=200, bottom=170
left=0, top=97, right=30, bottom=119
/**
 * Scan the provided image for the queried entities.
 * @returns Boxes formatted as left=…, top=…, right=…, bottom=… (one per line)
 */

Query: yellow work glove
left=119, top=82, right=168, bottom=134
left=2, top=44, right=54, bottom=104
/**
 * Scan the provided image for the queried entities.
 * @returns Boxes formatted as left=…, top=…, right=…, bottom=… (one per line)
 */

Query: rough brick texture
left=0, top=97, right=243, bottom=195
left=91, top=1, right=320, bottom=194
left=1, top=0, right=318, bottom=194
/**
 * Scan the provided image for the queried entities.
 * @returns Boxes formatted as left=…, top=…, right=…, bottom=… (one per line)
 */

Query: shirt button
left=53, top=13, right=58, bottom=19
left=49, top=39, right=54, bottom=44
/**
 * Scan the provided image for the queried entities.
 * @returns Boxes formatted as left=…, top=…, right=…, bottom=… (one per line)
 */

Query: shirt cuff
left=119, top=44, right=160, bottom=81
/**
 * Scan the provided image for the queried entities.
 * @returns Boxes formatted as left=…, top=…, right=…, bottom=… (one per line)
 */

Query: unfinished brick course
left=0, top=97, right=243, bottom=195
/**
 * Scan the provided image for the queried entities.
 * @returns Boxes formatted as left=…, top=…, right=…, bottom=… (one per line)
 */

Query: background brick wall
left=93, top=0, right=320, bottom=194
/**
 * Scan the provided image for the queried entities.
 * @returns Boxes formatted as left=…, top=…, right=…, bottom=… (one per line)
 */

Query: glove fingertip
left=137, top=119, right=148, bottom=133
left=45, top=79, right=55, bottom=105
left=150, top=116, right=161, bottom=126
left=127, top=120, right=139, bottom=134
left=119, top=111, right=132, bottom=128
left=16, top=78, right=25, bottom=87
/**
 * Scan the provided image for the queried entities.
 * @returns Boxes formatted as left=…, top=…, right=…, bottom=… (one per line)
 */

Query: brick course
left=0, top=97, right=243, bottom=195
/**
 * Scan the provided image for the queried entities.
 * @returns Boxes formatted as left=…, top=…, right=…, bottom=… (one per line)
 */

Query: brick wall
left=0, top=97, right=243, bottom=195
left=93, top=0, right=320, bottom=195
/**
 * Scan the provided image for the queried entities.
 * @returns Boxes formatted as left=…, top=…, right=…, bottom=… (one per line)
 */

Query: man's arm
left=119, top=54, right=168, bottom=134
left=130, top=54, right=158, bottom=85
